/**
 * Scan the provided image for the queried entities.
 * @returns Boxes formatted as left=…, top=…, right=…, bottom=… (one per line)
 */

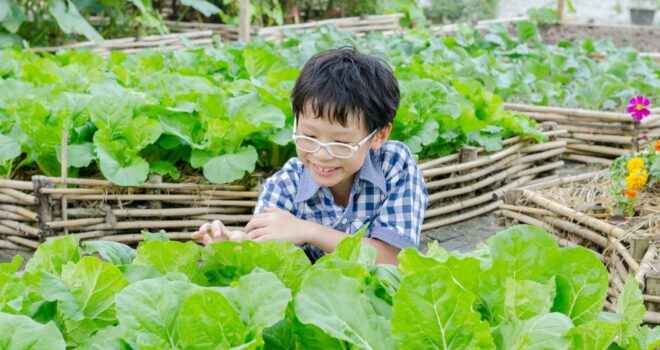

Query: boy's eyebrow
left=300, top=124, right=355, bottom=138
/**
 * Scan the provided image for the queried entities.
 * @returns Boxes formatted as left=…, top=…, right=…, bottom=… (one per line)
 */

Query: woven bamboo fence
left=496, top=172, right=660, bottom=324
left=34, top=14, right=402, bottom=55
left=505, top=103, right=660, bottom=166
left=165, top=13, right=403, bottom=41
left=0, top=125, right=565, bottom=250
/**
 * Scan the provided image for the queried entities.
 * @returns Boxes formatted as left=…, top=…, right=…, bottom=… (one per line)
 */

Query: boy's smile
left=294, top=109, right=392, bottom=205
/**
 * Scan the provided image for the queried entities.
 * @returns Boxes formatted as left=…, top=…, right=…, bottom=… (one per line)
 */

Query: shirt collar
left=294, top=152, right=387, bottom=203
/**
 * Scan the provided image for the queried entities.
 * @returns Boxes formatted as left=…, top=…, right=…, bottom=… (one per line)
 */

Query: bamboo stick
left=566, top=144, right=629, bottom=157
left=522, top=175, right=559, bottom=187
left=428, top=163, right=529, bottom=203
left=498, top=204, right=552, bottom=216
left=642, top=311, right=660, bottom=324
left=162, top=199, right=256, bottom=207
left=189, top=214, right=253, bottom=223
left=561, top=124, right=634, bottom=135
left=46, top=218, right=106, bottom=229
left=422, top=200, right=502, bottom=231
left=635, top=244, right=658, bottom=290
left=45, top=177, right=249, bottom=191
left=0, top=239, right=23, bottom=250
left=644, top=294, right=660, bottom=304
left=48, top=194, right=257, bottom=206
left=418, top=154, right=459, bottom=170
left=0, top=224, right=17, bottom=235
left=47, top=230, right=116, bottom=241
left=425, top=175, right=533, bottom=218
left=562, top=154, right=613, bottom=166
left=6, top=236, right=40, bottom=249
left=0, top=205, right=38, bottom=221
left=100, top=232, right=195, bottom=243
left=515, top=161, right=564, bottom=177
left=520, top=189, right=627, bottom=239
left=0, top=194, right=21, bottom=204
left=569, top=133, right=633, bottom=145
left=64, top=206, right=249, bottom=218
left=515, top=147, right=565, bottom=164
left=0, top=220, right=39, bottom=236
left=0, top=179, right=33, bottom=191
left=520, top=170, right=608, bottom=191
left=425, top=154, right=521, bottom=190
left=519, top=140, right=567, bottom=153
left=0, top=188, right=37, bottom=205
left=85, top=220, right=209, bottom=231
left=423, top=143, right=524, bottom=178
left=504, top=103, right=631, bottom=122
left=0, top=210, right=29, bottom=221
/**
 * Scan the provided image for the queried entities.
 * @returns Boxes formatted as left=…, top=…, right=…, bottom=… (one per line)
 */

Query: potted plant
left=629, top=0, right=659, bottom=25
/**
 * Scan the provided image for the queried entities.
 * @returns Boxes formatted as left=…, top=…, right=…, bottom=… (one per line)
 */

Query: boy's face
left=295, top=108, right=391, bottom=192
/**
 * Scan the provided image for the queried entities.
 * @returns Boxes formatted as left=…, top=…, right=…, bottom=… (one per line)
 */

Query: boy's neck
left=330, top=173, right=356, bottom=208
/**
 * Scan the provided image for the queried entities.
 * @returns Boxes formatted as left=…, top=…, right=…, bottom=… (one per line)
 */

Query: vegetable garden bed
left=505, top=103, right=660, bottom=166
left=496, top=172, right=660, bottom=324
left=0, top=126, right=564, bottom=251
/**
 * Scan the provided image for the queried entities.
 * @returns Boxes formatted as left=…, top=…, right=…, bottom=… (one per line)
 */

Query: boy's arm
left=299, top=220, right=401, bottom=265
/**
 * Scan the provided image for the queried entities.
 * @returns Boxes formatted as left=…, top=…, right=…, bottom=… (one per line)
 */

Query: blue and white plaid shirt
left=254, top=140, right=428, bottom=261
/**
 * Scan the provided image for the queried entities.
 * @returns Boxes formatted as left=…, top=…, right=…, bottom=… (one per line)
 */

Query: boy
left=192, top=47, right=428, bottom=264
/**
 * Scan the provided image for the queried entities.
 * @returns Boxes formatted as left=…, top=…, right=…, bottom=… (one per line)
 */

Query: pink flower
left=627, top=95, right=651, bottom=121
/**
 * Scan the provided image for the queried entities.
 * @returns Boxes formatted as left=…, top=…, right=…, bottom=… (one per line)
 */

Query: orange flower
left=654, top=140, right=660, bottom=152
left=624, top=189, right=637, bottom=198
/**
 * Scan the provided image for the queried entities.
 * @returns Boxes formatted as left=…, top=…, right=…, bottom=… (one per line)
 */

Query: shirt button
left=341, top=218, right=347, bottom=224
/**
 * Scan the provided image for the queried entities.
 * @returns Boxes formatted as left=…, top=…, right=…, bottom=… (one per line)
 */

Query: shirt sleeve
left=367, top=146, right=428, bottom=250
left=254, top=161, right=299, bottom=215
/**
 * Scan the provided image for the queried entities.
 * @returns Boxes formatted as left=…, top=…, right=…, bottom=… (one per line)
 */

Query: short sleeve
left=367, top=145, right=428, bottom=249
left=254, top=160, right=299, bottom=215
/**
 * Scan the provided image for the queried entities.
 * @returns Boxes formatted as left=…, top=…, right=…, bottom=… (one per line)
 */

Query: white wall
left=497, top=0, right=658, bottom=25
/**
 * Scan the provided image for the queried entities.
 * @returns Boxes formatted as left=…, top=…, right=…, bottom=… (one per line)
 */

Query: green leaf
left=504, top=277, right=556, bottom=320
left=0, top=0, right=10, bottom=22
left=295, top=269, right=396, bottom=350
left=0, top=3, right=25, bottom=33
left=76, top=325, right=132, bottom=350
left=56, top=143, right=95, bottom=168
left=177, top=288, right=248, bottom=349
left=84, top=240, right=136, bottom=266
left=133, top=240, right=201, bottom=280
left=95, top=143, right=149, bottom=186
left=149, top=160, right=181, bottom=180
left=568, top=320, right=620, bottom=350
left=115, top=277, right=190, bottom=349
left=492, top=313, right=573, bottom=350
left=517, top=21, right=538, bottom=43
left=203, top=145, right=258, bottom=184
left=25, top=235, right=81, bottom=276
left=181, top=0, right=221, bottom=17
left=225, top=270, right=292, bottom=335
left=123, top=115, right=162, bottom=150
left=618, top=276, right=645, bottom=347
left=0, top=312, right=66, bottom=349
left=551, top=247, right=608, bottom=325
left=48, top=0, right=103, bottom=43
left=0, top=134, right=20, bottom=163
left=392, top=266, right=494, bottom=349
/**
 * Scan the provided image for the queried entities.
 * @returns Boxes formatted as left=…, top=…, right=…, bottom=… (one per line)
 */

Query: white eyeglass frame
left=292, top=122, right=378, bottom=159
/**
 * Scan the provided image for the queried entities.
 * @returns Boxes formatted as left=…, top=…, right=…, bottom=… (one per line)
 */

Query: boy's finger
left=202, top=234, right=213, bottom=245
left=211, top=220, right=225, bottom=240
left=253, top=234, right=272, bottom=243
left=247, top=227, right=267, bottom=240
left=191, top=223, right=211, bottom=240
left=244, top=217, right=266, bottom=233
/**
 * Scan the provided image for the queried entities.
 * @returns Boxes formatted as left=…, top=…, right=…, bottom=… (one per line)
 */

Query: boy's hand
left=244, top=207, right=308, bottom=245
left=191, top=220, right=249, bottom=245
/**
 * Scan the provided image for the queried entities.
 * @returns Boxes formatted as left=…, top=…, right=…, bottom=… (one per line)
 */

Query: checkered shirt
left=254, top=140, right=428, bottom=261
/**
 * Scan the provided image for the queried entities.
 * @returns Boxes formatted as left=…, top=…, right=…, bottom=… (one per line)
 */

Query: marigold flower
left=626, top=158, right=645, bottom=173
left=627, top=95, right=651, bottom=121
left=623, top=189, right=637, bottom=198
left=654, top=140, right=660, bottom=152
left=626, top=171, right=648, bottom=190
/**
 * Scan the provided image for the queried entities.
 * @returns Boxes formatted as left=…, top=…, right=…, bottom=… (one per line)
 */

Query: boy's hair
left=291, top=46, right=400, bottom=132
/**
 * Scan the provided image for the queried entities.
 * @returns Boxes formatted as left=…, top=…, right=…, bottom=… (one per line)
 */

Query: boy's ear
left=370, top=122, right=392, bottom=150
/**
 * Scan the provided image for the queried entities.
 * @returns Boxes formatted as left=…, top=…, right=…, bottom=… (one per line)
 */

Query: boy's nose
left=314, top=145, right=335, bottom=160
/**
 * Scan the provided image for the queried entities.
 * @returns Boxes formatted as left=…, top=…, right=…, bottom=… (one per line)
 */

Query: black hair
left=291, top=46, right=399, bottom=132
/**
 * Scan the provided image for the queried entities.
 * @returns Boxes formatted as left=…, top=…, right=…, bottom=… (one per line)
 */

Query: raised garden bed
left=506, top=103, right=660, bottom=166
left=0, top=126, right=564, bottom=250
left=496, top=172, right=660, bottom=323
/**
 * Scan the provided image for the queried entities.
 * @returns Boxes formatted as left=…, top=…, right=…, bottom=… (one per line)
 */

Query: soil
left=538, top=23, right=660, bottom=52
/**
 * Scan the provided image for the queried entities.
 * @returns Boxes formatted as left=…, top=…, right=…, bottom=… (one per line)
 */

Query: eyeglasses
left=292, top=123, right=377, bottom=159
